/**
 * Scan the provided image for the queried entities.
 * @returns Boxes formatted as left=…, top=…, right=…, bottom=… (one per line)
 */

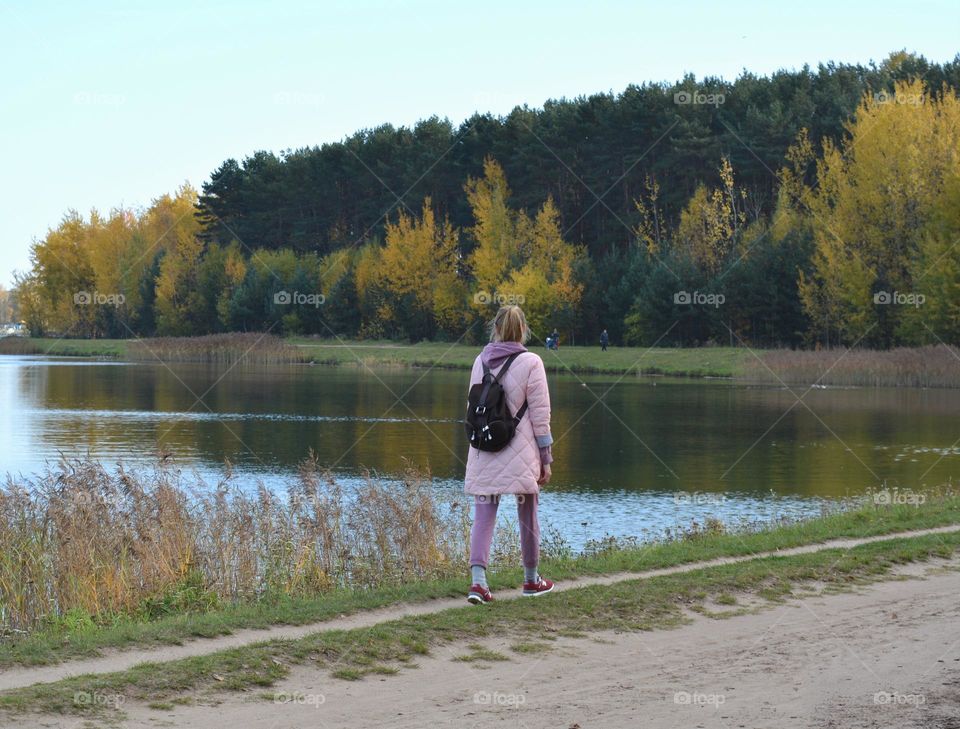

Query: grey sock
left=471, top=565, right=487, bottom=588
left=524, top=566, right=539, bottom=583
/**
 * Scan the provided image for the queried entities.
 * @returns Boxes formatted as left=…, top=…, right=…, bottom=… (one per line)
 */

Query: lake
left=2, top=355, right=958, bottom=549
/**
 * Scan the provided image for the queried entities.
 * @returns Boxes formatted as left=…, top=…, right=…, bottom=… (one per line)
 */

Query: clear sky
left=1, top=0, right=958, bottom=288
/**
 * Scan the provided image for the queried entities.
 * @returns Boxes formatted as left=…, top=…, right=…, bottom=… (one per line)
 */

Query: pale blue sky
left=1, top=0, right=958, bottom=287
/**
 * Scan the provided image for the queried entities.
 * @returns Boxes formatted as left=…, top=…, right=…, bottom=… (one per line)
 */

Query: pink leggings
left=469, top=494, right=540, bottom=569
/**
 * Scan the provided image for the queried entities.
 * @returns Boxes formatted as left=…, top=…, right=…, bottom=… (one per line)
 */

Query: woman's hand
left=537, top=463, right=552, bottom=486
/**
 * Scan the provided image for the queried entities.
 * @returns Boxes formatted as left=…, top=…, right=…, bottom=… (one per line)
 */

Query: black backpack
left=465, top=352, right=528, bottom=452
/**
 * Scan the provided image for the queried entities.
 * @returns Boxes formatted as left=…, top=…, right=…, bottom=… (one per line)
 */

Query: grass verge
left=8, top=336, right=960, bottom=387
left=1, top=529, right=957, bottom=717
left=289, top=339, right=751, bottom=377
left=0, top=336, right=751, bottom=377
left=0, top=337, right=127, bottom=357
left=3, top=490, right=960, bottom=670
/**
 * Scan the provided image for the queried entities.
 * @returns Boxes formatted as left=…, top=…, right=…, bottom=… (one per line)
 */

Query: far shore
left=1, top=335, right=958, bottom=388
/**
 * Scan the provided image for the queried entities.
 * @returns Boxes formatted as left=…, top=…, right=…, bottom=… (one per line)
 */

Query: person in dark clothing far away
left=600, top=329, right=609, bottom=351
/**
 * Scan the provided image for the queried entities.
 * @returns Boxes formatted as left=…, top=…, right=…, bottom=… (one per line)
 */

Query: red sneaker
left=522, top=577, right=555, bottom=597
left=467, top=584, right=494, bottom=605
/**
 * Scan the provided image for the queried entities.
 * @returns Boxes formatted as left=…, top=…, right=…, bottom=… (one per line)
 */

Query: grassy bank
left=291, top=338, right=749, bottom=377
left=2, top=529, right=957, bottom=716
left=0, top=334, right=308, bottom=364
left=0, top=337, right=128, bottom=357
left=3, top=335, right=959, bottom=385
left=2, top=455, right=959, bottom=670
left=0, top=335, right=750, bottom=376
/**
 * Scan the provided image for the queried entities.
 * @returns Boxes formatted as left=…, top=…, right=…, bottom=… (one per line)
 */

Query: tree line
left=11, top=52, right=960, bottom=348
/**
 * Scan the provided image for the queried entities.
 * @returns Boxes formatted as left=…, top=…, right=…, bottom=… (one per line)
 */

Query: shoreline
left=2, top=336, right=959, bottom=388
left=0, top=336, right=749, bottom=378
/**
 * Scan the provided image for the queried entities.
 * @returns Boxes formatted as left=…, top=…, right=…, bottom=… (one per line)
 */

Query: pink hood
left=480, top=341, right=527, bottom=369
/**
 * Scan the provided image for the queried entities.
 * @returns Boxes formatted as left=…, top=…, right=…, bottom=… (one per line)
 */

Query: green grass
left=452, top=644, right=511, bottom=662
left=3, top=492, right=960, bottom=670
left=0, top=337, right=128, bottom=357
left=2, top=529, right=956, bottom=717
left=289, top=338, right=752, bottom=377
left=509, top=640, right=554, bottom=654
left=7, top=336, right=960, bottom=386
left=0, top=336, right=752, bottom=377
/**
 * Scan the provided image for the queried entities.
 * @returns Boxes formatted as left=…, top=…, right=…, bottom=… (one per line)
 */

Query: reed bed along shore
left=750, top=344, right=960, bottom=388
left=126, top=333, right=309, bottom=364
left=0, top=455, right=490, bottom=634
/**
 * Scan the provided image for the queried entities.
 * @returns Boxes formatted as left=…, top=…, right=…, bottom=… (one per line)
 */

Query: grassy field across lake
left=5, top=335, right=960, bottom=386
left=290, top=338, right=750, bottom=377
left=0, top=336, right=752, bottom=377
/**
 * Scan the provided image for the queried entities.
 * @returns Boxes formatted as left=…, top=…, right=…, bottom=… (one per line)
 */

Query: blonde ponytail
left=490, top=305, right=530, bottom=344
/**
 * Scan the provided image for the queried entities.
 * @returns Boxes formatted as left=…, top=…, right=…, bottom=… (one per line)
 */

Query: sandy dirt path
left=2, top=524, right=959, bottom=696
left=18, top=547, right=960, bottom=729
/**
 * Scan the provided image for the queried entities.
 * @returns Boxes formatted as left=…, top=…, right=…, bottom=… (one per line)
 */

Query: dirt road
left=114, top=558, right=959, bottom=729
left=4, top=527, right=960, bottom=728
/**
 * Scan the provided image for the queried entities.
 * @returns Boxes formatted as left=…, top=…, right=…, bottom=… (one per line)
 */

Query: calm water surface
left=2, top=355, right=958, bottom=548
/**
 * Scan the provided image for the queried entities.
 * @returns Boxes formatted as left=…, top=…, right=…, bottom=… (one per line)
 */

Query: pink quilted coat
left=464, top=345, right=553, bottom=496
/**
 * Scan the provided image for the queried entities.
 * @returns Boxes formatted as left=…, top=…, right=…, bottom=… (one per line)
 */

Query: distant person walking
left=463, top=305, right=555, bottom=604
left=600, top=328, right=609, bottom=351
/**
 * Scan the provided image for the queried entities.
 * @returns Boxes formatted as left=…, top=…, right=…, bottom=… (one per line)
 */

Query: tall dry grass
left=747, top=345, right=960, bottom=388
left=127, top=333, right=308, bottom=364
left=0, top=455, right=475, bottom=633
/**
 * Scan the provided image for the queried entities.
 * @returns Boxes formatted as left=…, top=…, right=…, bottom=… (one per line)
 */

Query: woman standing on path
left=464, top=305, right=555, bottom=604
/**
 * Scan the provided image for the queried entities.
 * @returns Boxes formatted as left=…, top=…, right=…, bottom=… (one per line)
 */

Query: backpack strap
left=492, top=352, right=522, bottom=381
left=475, top=352, right=528, bottom=422
left=513, top=400, right=528, bottom=424
left=476, top=354, right=517, bottom=415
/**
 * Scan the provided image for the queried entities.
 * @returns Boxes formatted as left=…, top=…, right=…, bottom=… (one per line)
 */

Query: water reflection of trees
left=15, top=363, right=960, bottom=499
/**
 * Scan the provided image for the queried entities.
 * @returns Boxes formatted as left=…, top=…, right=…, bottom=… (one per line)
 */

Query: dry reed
left=126, top=333, right=308, bottom=364
left=0, top=455, right=474, bottom=633
left=747, top=345, right=960, bottom=388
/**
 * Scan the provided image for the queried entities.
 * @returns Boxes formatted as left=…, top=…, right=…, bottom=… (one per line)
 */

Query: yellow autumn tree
left=466, top=159, right=584, bottom=338
left=152, top=185, right=204, bottom=335
left=85, top=207, right=146, bottom=328
left=465, top=158, right=520, bottom=296
left=379, top=198, right=467, bottom=339
left=634, top=175, right=668, bottom=255
left=675, top=156, right=745, bottom=274
left=798, top=79, right=960, bottom=346
left=901, top=172, right=960, bottom=343
left=29, top=211, right=96, bottom=333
